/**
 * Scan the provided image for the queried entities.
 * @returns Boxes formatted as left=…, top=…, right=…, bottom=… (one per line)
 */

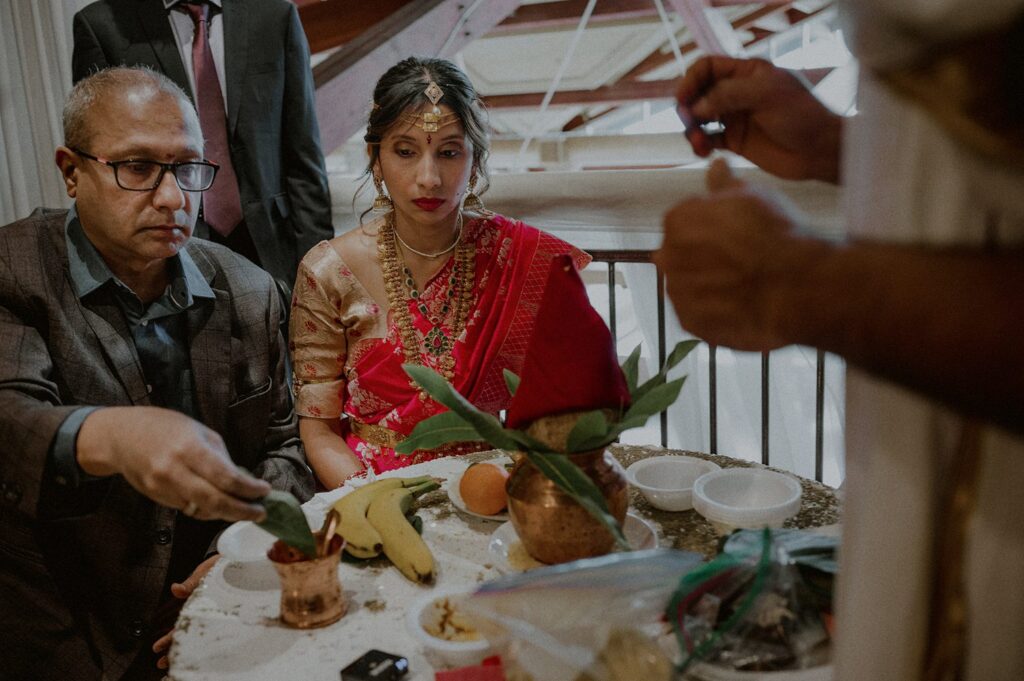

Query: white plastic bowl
left=692, top=468, right=802, bottom=534
left=406, top=588, right=491, bottom=668
left=626, top=456, right=721, bottom=511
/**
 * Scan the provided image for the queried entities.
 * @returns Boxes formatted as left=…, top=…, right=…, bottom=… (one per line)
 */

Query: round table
left=168, top=445, right=840, bottom=680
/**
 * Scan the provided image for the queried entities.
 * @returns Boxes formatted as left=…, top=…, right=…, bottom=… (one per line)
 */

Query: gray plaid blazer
left=0, top=208, right=313, bottom=680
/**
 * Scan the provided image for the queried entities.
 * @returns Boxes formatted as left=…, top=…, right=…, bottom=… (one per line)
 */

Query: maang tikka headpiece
left=398, top=80, right=459, bottom=134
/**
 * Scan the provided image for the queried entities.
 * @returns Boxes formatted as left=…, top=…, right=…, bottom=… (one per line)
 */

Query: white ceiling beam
left=313, top=0, right=523, bottom=152
left=666, top=0, right=745, bottom=56
left=709, top=0, right=791, bottom=5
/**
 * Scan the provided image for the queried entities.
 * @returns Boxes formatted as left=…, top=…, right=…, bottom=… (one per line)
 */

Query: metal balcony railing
left=588, top=250, right=829, bottom=483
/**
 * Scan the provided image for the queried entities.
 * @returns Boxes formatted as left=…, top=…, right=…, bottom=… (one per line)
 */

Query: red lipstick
left=412, top=198, right=445, bottom=211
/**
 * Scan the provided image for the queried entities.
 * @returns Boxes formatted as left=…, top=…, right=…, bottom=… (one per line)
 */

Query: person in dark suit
left=72, top=0, right=333, bottom=302
left=0, top=67, right=313, bottom=680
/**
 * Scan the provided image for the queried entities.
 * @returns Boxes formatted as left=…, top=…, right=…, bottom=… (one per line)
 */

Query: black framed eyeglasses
left=69, top=147, right=219, bottom=192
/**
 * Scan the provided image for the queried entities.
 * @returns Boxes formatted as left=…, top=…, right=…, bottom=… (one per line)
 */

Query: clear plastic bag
left=669, top=529, right=837, bottom=676
left=461, top=531, right=836, bottom=681
left=463, top=549, right=703, bottom=681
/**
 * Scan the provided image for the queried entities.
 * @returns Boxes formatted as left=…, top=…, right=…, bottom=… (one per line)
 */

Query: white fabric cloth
left=834, top=2, right=1024, bottom=679
left=0, top=0, right=91, bottom=225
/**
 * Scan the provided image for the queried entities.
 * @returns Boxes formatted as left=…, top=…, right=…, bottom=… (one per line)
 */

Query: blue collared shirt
left=51, top=207, right=215, bottom=487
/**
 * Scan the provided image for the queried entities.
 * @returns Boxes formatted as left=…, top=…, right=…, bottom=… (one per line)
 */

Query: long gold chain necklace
left=378, top=214, right=475, bottom=397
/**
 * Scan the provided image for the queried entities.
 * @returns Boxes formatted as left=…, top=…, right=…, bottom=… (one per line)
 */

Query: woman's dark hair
left=359, top=57, right=490, bottom=220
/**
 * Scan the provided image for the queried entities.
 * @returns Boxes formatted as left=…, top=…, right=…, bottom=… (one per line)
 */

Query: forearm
left=76, top=406, right=134, bottom=476
left=779, top=240, right=1024, bottom=433
left=299, top=417, right=364, bottom=489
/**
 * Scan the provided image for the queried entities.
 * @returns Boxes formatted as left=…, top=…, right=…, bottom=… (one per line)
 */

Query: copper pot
left=268, top=533, right=346, bottom=629
left=506, top=449, right=629, bottom=564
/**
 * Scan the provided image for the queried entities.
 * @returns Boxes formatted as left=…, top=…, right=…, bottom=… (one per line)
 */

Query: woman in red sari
left=290, top=57, right=589, bottom=487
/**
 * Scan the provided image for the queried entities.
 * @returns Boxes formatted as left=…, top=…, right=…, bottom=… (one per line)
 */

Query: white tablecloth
left=168, top=446, right=840, bottom=680
left=168, top=456, right=510, bottom=680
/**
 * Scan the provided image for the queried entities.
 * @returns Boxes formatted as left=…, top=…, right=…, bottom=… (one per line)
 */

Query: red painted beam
left=298, top=0, right=415, bottom=54
left=483, top=78, right=678, bottom=110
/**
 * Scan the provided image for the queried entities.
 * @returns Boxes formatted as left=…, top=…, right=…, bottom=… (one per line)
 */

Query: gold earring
left=372, top=175, right=393, bottom=214
left=463, top=172, right=485, bottom=213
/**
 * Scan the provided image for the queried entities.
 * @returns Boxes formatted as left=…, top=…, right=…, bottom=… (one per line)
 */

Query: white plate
left=447, top=459, right=511, bottom=522
left=216, top=521, right=277, bottom=562
left=487, top=512, right=658, bottom=572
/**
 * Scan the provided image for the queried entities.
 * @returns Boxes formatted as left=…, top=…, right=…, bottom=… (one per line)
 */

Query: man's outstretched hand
left=77, top=407, right=270, bottom=521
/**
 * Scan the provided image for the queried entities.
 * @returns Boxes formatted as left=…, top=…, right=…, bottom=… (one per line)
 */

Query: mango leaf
left=566, top=409, right=612, bottom=452
left=524, top=451, right=629, bottom=550
left=665, top=339, right=701, bottom=372
left=404, top=364, right=520, bottom=450
left=499, top=427, right=560, bottom=454
left=632, top=340, right=699, bottom=402
left=396, top=411, right=481, bottom=454
left=503, top=369, right=520, bottom=397
left=574, top=432, right=620, bottom=453
left=625, top=376, right=687, bottom=424
left=607, top=413, right=654, bottom=441
left=501, top=428, right=561, bottom=454
left=257, top=490, right=316, bottom=559
left=621, top=344, right=642, bottom=393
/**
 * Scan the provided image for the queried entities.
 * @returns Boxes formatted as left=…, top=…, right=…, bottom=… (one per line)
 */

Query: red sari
left=290, top=213, right=589, bottom=474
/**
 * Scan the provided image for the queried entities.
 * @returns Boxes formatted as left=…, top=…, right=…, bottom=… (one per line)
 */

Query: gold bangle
left=350, top=420, right=406, bottom=449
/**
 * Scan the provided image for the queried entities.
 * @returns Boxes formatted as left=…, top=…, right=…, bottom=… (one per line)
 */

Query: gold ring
left=183, top=501, right=199, bottom=517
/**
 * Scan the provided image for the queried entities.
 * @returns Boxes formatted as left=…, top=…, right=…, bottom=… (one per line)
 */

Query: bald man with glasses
left=72, top=0, right=334, bottom=315
left=0, top=67, right=313, bottom=680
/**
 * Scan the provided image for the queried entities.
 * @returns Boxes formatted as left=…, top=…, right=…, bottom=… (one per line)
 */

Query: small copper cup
left=267, top=532, right=346, bottom=629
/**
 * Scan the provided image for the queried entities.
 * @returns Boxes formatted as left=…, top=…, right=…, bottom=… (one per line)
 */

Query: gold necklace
left=378, top=213, right=475, bottom=398
left=394, top=213, right=463, bottom=259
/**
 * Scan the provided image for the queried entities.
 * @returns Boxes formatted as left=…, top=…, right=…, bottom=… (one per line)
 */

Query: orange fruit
left=459, top=463, right=509, bottom=516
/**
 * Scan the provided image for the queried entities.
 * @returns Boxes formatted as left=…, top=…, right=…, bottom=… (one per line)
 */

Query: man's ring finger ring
left=184, top=501, right=199, bottom=517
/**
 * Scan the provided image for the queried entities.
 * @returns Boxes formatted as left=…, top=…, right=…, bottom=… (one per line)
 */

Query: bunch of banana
left=366, top=486, right=436, bottom=583
left=332, top=476, right=439, bottom=583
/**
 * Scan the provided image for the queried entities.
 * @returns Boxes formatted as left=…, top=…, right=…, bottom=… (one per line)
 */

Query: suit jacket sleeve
left=71, top=9, right=110, bottom=82
left=245, top=268, right=315, bottom=503
left=0, top=252, right=82, bottom=518
left=280, top=3, right=333, bottom=266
